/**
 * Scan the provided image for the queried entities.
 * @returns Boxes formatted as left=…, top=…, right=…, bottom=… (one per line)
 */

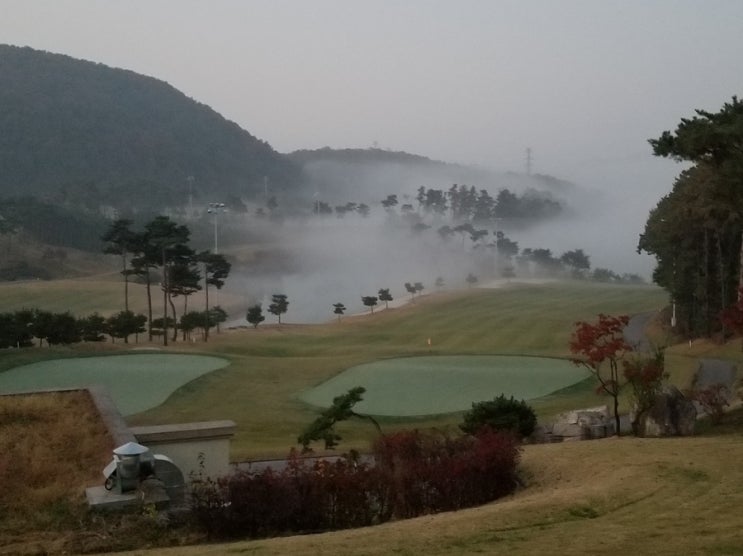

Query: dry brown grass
left=0, top=390, right=205, bottom=555
left=0, top=390, right=112, bottom=532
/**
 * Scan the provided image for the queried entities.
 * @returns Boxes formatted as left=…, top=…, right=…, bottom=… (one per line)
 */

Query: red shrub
left=372, top=428, right=521, bottom=517
left=689, top=383, right=730, bottom=424
left=191, top=431, right=521, bottom=540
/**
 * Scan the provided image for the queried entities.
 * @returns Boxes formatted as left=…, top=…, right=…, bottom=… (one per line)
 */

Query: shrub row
left=191, top=429, right=521, bottom=540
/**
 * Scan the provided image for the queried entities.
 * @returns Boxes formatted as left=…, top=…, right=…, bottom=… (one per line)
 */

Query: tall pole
left=213, top=211, right=219, bottom=254
left=207, top=203, right=226, bottom=314
left=162, top=247, right=168, bottom=347
left=207, top=202, right=226, bottom=254
left=186, top=175, right=194, bottom=218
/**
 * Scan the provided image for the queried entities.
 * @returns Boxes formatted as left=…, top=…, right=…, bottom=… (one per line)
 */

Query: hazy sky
left=2, top=1, right=742, bottom=210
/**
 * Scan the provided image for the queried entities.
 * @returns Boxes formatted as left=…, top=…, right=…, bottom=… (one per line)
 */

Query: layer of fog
left=225, top=212, right=479, bottom=325
left=218, top=159, right=671, bottom=325
left=296, top=156, right=578, bottom=206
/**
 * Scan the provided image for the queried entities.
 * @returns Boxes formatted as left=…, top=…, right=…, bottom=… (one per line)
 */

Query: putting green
left=0, top=353, right=229, bottom=416
left=300, top=355, right=589, bottom=416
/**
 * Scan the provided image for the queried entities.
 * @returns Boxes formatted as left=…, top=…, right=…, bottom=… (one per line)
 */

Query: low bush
left=459, top=394, right=537, bottom=438
left=689, top=383, right=730, bottom=424
left=373, top=428, right=521, bottom=518
left=191, top=430, right=521, bottom=540
left=190, top=451, right=385, bottom=539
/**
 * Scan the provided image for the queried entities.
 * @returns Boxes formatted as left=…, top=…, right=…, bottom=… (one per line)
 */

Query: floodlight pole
left=207, top=202, right=227, bottom=254
left=186, top=175, right=195, bottom=218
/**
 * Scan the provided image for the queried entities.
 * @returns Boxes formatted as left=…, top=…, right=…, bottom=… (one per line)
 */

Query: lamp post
left=186, top=176, right=195, bottom=218
left=207, top=202, right=227, bottom=253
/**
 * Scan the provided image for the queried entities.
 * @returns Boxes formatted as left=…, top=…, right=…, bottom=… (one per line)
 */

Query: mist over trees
left=288, top=147, right=577, bottom=205
left=0, top=168, right=641, bottom=327
left=0, top=45, right=651, bottom=329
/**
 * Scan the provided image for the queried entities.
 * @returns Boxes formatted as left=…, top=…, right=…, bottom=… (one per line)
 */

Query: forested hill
left=288, top=147, right=577, bottom=204
left=289, top=147, right=446, bottom=167
left=0, top=45, right=301, bottom=208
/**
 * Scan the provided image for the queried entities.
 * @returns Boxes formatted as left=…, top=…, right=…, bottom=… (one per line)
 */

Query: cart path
left=624, top=312, right=655, bottom=352
left=625, top=312, right=738, bottom=393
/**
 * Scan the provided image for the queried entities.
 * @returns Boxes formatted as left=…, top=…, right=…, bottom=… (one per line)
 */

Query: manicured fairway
left=0, top=354, right=229, bottom=416
left=299, top=355, right=589, bottom=416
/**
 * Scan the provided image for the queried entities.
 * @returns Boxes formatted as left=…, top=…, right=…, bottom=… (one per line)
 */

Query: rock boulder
left=550, top=406, right=612, bottom=440
left=633, top=385, right=696, bottom=437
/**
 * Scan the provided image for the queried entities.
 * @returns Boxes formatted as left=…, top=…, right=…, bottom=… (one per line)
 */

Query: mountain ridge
left=0, top=44, right=301, bottom=207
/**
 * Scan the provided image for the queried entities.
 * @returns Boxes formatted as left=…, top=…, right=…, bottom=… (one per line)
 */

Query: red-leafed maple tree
left=623, top=348, right=667, bottom=435
left=569, top=314, right=631, bottom=436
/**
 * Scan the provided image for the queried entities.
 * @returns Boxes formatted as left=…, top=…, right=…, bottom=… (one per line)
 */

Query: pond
left=0, top=353, right=230, bottom=416
left=299, top=355, right=589, bottom=416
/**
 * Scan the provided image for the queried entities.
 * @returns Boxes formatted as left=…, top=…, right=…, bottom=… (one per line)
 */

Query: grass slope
left=0, top=275, right=246, bottom=319
left=114, top=428, right=743, bottom=555
left=124, top=282, right=667, bottom=458
left=5, top=279, right=743, bottom=555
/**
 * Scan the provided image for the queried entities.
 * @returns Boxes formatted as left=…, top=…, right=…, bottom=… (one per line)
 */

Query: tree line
left=314, top=185, right=560, bottom=224
left=0, top=308, right=141, bottom=348
left=639, top=97, right=743, bottom=337
left=101, top=216, right=231, bottom=344
left=413, top=184, right=560, bottom=222
left=0, top=306, right=229, bottom=349
left=306, top=190, right=639, bottom=283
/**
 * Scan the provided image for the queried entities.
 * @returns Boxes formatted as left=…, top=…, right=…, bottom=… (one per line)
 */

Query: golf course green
left=0, top=353, right=230, bottom=416
left=299, top=355, right=590, bottom=416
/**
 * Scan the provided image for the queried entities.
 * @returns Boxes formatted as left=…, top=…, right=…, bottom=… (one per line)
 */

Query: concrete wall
left=8, top=387, right=237, bottom=486
left=130, top=421, right=236, bottom=480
